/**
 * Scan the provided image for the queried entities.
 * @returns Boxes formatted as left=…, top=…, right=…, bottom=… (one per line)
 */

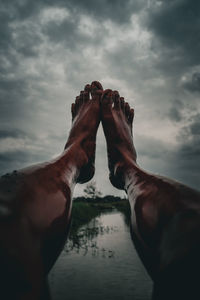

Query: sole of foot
left=100, top=89, right=136, bottom=189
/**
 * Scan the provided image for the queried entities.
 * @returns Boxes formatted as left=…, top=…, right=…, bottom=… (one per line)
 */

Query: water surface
left=49, top=210, right=153, bottom=300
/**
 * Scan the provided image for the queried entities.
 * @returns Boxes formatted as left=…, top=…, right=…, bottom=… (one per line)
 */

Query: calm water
left=48, top=210, right=153, bottom=300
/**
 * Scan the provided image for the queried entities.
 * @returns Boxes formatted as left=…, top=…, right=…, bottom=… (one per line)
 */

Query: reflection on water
left=48, top=210, right=153, bottom=300
left=65, top=217, right=118, bottom=258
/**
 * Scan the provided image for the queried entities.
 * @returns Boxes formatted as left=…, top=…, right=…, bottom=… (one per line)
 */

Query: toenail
left=84, top=84, right=91, bottom=91
left=113, top=90, right=119, bottom=96
left=107, top=93, right=112, bottom=98
left=92, top=81, right=103, bottom=90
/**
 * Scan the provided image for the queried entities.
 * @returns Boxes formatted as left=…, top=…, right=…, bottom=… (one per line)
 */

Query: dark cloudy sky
left=0, top=0, right=200, bottom=196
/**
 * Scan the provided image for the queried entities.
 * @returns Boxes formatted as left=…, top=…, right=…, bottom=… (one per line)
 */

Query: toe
left=101, top=89, right=113, bottom=109
left=125, top=102, right=130, bottom=120
left=84, top=84, right=91, bottom=92
left=91, top=81, right=103, bottom=90
left=80, top=91, right=84, bottom=104
left=120, top=97, right=125, bottom=112
left=91, top=81, right=103, bottom=100
left=129, top=108, right=134, bottom=125
left=75, top=96, right=80, bottom=112
left=71, top=103, right=76, bottom=119
left=113, top=91, right=120, bottom=110
left=84, top=84, right=91, bottom=102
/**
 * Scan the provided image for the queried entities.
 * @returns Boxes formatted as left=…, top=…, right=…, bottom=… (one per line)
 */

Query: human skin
left=101, top=88, right=200, bottom=300
left=0, top=81, right=103, bottom=300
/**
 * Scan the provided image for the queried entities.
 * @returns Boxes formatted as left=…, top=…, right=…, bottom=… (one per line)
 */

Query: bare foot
left=101, top=89, right=137, bottom=189
left=65, top=81, right=103, bottom=183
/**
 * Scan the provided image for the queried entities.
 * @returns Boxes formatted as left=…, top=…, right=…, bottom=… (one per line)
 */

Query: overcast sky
left=0, top=0, right=200, bottom=196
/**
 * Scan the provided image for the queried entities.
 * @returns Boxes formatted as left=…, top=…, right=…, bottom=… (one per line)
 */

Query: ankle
left=112, top=159, right=137, bottom=190
left=59, top=142, right=89, bottom=173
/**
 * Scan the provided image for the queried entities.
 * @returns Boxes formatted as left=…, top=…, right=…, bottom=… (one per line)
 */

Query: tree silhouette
left=83, top=181, right=102, bottom=199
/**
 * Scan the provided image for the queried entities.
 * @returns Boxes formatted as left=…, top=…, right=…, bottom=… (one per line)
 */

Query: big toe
left=101, top=89, right=113, bottom=111
left=91, top=81, right=103, bottom=100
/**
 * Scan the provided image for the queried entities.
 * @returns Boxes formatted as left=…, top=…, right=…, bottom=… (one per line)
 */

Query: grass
left=70, top=198, right=131, bottom=236
left=70, top=201, right=102, bottom=234
left=66, top=198, right=130, bottom=253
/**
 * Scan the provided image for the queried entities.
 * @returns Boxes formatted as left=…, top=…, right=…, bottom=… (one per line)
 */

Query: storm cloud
left=0, top=0, right=199, bottom=195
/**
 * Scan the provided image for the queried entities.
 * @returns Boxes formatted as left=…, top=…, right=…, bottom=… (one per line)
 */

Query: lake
left=48, top=210, right=153, bottom=300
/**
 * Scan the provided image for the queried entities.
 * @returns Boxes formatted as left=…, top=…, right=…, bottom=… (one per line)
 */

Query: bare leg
left=0, top=81, right=103, bottom=300
left=101, top=89, right=200, bottom=299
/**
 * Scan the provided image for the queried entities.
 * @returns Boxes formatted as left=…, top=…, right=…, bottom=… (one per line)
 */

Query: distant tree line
left=74, top=181, right=127, bottom=203
left=73, top=195, right=126, bottom=203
